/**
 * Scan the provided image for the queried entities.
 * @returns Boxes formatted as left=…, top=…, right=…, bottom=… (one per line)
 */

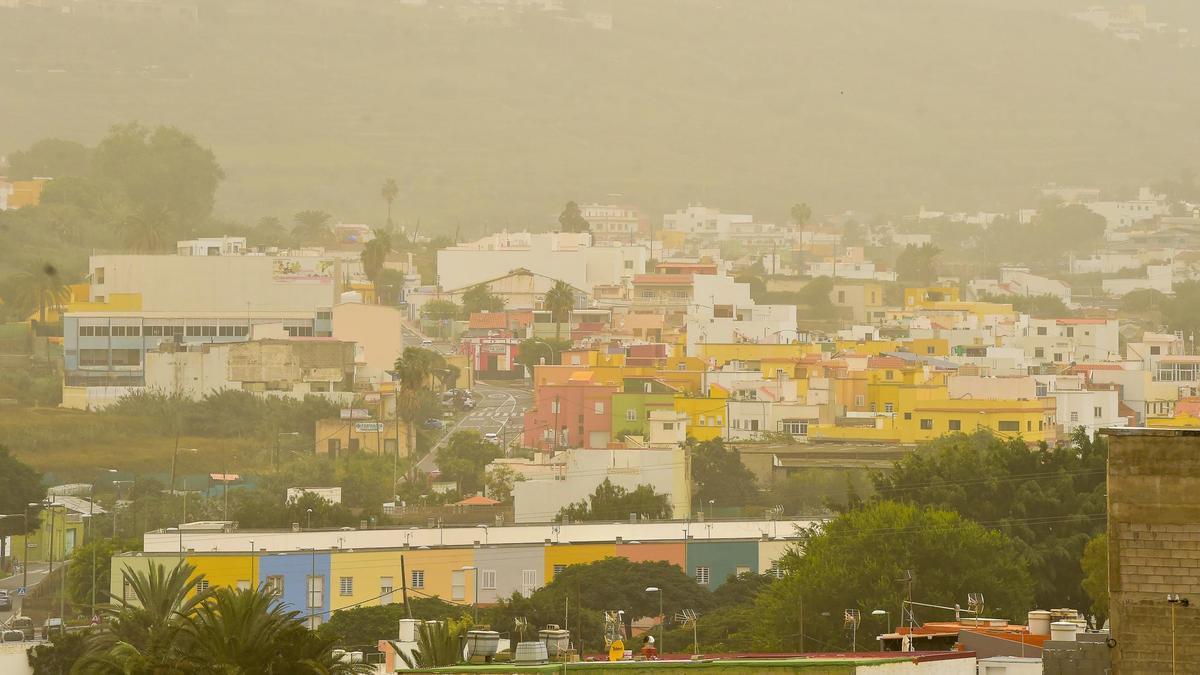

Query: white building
left=579, top=202, right=643, bottom=244
left=684, top=274, right=797, bottom=356
left=970, top=268, right=1072, bottom=306
left=1102, top=264, right=1174, bottom=296
left=176, top=236, right=247, bottom=256
left=434, top=231, right=646, bottom=297
left=662, top=205, right=753, bottom=239
left=1017, top=318, right=1120, bottom=365
left=1086, top=188, right=1167, bottom=232
left=1035, top=375, right=1125, bottom=437
left=506, top=446, right=691, bottom=524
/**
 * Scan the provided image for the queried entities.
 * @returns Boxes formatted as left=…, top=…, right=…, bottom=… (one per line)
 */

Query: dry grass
left=0, top=407, right=274, bottom=482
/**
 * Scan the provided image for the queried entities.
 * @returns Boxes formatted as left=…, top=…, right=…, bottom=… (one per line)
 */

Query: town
left=3, top=1, right=1200, bottom=673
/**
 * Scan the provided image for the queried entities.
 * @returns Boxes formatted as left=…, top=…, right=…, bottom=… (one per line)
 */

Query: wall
left=331, top=302, right=405, bottom=384
left=473, top=545, right=544, bottom=604
left=1105, top=428, right=1200, bottom=675
left=685, top=540, right=758, bottom=589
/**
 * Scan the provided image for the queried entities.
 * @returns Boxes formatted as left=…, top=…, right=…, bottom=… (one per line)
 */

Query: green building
left=611, top=378, right=679, bottom=440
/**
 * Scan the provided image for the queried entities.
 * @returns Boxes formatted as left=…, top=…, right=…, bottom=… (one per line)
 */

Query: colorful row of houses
left=112, top=521, right=801, bottom=628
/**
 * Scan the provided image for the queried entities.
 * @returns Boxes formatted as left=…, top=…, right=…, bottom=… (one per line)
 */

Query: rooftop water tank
left=514, top=641, right=549, bottom=665
left=1028, top=610, right=1051, bottom=636
left=1050, top=621, right=1078, bottom=642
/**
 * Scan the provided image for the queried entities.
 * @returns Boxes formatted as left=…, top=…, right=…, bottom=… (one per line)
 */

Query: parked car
left=484, top=432, right=499, bottom=443
left=0, top=590, right=10, bottom=611
left=0, top=629, right=25, bottom=642
left=421, top=338, right=434, bottom=347
left=422, top=418, right=445, bottom=430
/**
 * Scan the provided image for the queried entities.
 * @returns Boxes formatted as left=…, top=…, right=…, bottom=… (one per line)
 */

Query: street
left=0, top=562, right=51, bottom=625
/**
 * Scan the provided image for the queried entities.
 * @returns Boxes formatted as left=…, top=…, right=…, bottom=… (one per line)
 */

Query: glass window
left=451, top=571, right=465, bottom=601
left=594, top=402, right=604, bottom=414
left=339, top=577, right=353, bottom=596
left=307, top=576, right=324, bottom=608
left=695, top=566, right=710, bottom=585
left=110, top=349, right=141, bottom=366
left=196, top=580, right=210, bottom=593
left=884, top=403, right=894, bottom=413
left=625, top=409, right=636, bottom=421
left=411, top=570, right=424, bottom=589
left=919, top=419, right=933, bottom=430
left=379, top=577, right=393, bottom=605
left=481, top=570, right=497, bottom=590
left=266, top=576, right=284, bottom=596
left=79, top=349, right=108, bottom=367
left=948, top=419, right=961, bottom=431
left=998, top=421, right=1020, bottom=432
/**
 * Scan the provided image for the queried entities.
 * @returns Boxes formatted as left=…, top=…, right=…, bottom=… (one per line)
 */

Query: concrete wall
left=1105, top=428, right=1200, bottom=674
left=331, top=302, right=405, bottom=385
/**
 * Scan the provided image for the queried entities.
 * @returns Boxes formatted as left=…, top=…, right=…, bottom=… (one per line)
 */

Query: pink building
left=522, top=374, right=618, bottom=449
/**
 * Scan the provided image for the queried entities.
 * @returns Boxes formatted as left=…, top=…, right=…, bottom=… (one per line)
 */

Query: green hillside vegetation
left=3, top=0, right=1199, bottom=235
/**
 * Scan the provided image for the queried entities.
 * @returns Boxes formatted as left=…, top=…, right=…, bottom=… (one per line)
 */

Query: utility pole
left=553, top=394, right=561, bottom=451
left=400, top=555, right=411, bottom=619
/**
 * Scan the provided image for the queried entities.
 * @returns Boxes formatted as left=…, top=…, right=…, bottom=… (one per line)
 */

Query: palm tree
left=120, top=204, right=174, bottom=252
left=8, top=261, right=71, bottom=324
left=397, top=617, right=473, bottom=668
left=393, top=346, right=446, bottom=458
left=543, top=280, right=575, bottom=342
left=381, top=177, right=399, bottom=231
left=361, top=228, right=392, bottom=297
left=293, top=210, right=333, bottom=244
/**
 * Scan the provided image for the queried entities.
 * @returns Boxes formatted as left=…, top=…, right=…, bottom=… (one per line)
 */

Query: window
left=1036, top=327, right=1047, bottom=336
left=594, top=402, right=604, bottom=415
left=695, top=566, right=710, bottom=585
left=919, top=419, right=933, bottom=430
left=781, top=421, right=808, bottom=436
left=885, top=370, right=894, bottom=380
left=219, top=325, right=235, bottom=336
left=1036, top=383, right=1048, bottom=397
left=522, top=570, right=537, bottom=596
left=307, top=576, right=324, bottom=608
left=94, top=267, right=105, bottom=284
left=926, top=346, right=935, bottom=354
left=266, top=576, right=284, bottom=596
left=284, top=325, right=314, bottom=337
left=625, top=409, right=637, bottom=421
left=1070, top=412, right=1079, bottom=422
left=837, top=291, right=846, bottom=303
left=1151, top=346, right=1161, bottom=355
left=768, top=561, right=784, bottom=579
left=948, top=419, right=961, bottom=431
left=110, top=349, right=141, bottom=366
left=884, top=402, right=894, bottom=414
left=123, top=580, right=137, bottom=602
left=1065, top=327, right=1075, bottom=337
left=451, top=571, right=466, bottom=601
left=339, top=577, right=353, bottom=596
left=481, top=569, right=497, bottom=590
left=551, top=400, right=560, bottom=414
left=997, top=421, right=1020, bottom=432
left=748, top=419, right=759, bottom=431
left=903, top=412, right=912, bottom=420
left=662, top=422, right=674, bottom=430
left=144, top=325, right=164, bottom=337
left=1054, top=353, right=1063, bottom=362
left=79, top=325, right=110, bottom=337
left=327, top=439, right=341, bottom=454
left=79, top=349, right=108, bottom=367
left=379, top=577, right=394, bottom=605
left=1034, top=347, right=1045, bottom=358
left=735, top=565, right=751, bottom=576
left=552, top=564, right=566, bottom=577
left=316, top=310, right=332, bottom=320
left=1094, top=406, right=1103, bottom=418
left=854, top=395, right=865, bottom=407
left=186, top=325, right=202, bottom=337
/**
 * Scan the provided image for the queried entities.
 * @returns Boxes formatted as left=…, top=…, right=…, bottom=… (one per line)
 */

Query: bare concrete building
left=1104, top=427, right=1200, bottom=674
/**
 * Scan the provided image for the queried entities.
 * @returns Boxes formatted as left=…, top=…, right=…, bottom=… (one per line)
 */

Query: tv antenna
left=514, top=616, right=529, bottom=643
left=967, top=593, right=985, bottom=616
left=674, top=609, right=699, bottom=655
left=843, top=609, right=861, bottom=652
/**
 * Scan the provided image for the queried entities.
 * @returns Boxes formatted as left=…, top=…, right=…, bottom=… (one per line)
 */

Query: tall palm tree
left=361, top=229, right=392, bottom=297
left=543, top=280, right=575, bottom=342
left=293, top=210, right=333, bottom=244
left=9, top=261, right=71, bottom=324
left=393, top=346, right=446, bottom=457
left=381, top=177, right=399, bottom=231
left=120, top=204, right=174, bottom=252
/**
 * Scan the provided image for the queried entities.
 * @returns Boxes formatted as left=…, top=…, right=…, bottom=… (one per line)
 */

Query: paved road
left=0, top=562, right=51, bottom=624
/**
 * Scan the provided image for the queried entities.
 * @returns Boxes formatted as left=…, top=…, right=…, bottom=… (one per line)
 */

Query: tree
left=361, top=229, right=392, bottom=289
left=5, top=138, right=91, bottom=179
left=688, top=438, right=759, bottom=507
left=790, top=203, right=812, bottom=227
left=485, top=465, right=524, bottom=502
left=797, top=276, right=836, bottom=317
left=293, top=209, right=333, bottom=242
left=318, top=598, right=466, bottom=647
left=254, top=216, right=289, bottom=247
left=6, top=261, right=71, bottom=323
left=398, top=616, right=474, bottom=669
left=394, top=347, right=446, bottom=459
left=90, top=123, right=224, bottom=226
left=66, top=538, right=124, bottom=609
left=896, top=243, right=941, bottom=284
left=558, top=201, right=590, bottom=233
left=1119, top=288, right=1167, bottom=315
left=872, top=430, right=1107, bottom=611
left=420, top=299, right=463, bottom=324
left=514, top=337, right=570, bottom=368
left=117, top=204, right=175, bottom=253
left=978, top=292, right=1071, bottom=317
left=755, top=501, right=1034, bottom=651
left=1081, top=533, right=1108, bottom=628
left=381, top=177, right=400, bottom=231
left=437, top=431, right=502, bottom=495
left=461, top=284, right=505, bottom=315
left=557, top=479, right=672, bottom=522
left=543, top=280, right=575, bottom=342
left=0, top=445, right=43, bottom=571
left=27, top=630, right=90, bottom=675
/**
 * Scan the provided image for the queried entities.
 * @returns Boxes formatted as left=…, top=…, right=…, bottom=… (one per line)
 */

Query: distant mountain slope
left=1, top=0, right=1196, bottom=233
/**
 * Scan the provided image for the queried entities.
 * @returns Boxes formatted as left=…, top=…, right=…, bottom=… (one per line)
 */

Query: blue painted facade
left=257, top=550, right=331, bottom=626
left=686, top=540, right=759, bottom=589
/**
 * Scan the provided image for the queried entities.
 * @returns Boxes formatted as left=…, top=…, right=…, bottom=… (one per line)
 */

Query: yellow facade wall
left=544, top=543, right=617, bottom=582
left=186, top=553, right=255, bottom=595
left=330, top=550, right=404, bottom=611
left=1147, top=414, right=1200, bottom=428
left=400, top=547, right=477, bottom=604
left=674, top=393, right=728, bottom=441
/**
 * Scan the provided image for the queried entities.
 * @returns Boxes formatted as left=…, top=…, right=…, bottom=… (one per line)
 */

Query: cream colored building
left=331, top=301, right=406, bottom=386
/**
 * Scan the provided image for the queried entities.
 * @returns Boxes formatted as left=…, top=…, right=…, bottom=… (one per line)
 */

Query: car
left=421, top=338, right=434, bottom=347
left=0, top=629, right=25, bottom=642
left=0, top=590, right=10, bottom=611
left=484, top=432, right=499, bottom=443
left=7, top=616, right=33, bottom=641
left=422, top=418, right=445, bottom=430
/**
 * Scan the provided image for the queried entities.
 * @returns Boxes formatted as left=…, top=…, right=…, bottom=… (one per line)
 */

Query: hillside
left=2, top=0, right=1198, bottom=234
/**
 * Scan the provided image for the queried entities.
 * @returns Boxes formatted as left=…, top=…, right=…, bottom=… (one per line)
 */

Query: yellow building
left=3, top=177, right=50, bottom=209
left=904, top=286, right=961, bottom=308
left=27, top=283, right=143, bottom=323
left=544, top=543, right=616, bottom=582
left=674, top=384, right=729, bottom=441
left=810, top=397, right=1056, bottom=445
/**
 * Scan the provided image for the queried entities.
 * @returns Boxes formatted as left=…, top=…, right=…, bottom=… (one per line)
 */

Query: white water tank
left=1028, top=610, right=1051, bottom=636
left=398, top=618, right=419, bottom=642
left=340, top=290, right=363, bottom=304
left=1050, top=621, right=1078, bottom=642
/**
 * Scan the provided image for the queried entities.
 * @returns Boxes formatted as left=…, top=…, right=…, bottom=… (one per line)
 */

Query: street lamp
left=111, top=474, right=134, bottom=540
left=706, top=499, right=715, bottom=521
left=475, top=524, right=489, bottom=545
left=459, top=566, right=479, bottom=623
left=872, top=609, right=891, bottom=634
left=645, top=586, right=664, bottom=654
left=170, top=447, right=200, bottom=496
left=306, top=508, right=314, bottom=531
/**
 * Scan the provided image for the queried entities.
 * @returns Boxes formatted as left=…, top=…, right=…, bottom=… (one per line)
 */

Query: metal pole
left=89, top=484, right=96, bottom=619
left=400, top=555, right=411, bottom=619
left=658, top=590, right=663, bottom=654
left=47, top=505, right=55, bottom=578
left=249, top=540, right=255, bottom=589
left=22, top=510, right=29, bottom=599
left=473, top=568, right=479, bottom=624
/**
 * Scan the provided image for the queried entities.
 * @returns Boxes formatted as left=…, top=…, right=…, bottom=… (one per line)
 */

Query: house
left=313, top=417, right=409, bottom=457
left=521, top=374, right=619, bottom=449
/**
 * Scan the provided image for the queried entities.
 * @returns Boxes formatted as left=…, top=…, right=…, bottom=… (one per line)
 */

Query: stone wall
left=1105, top=428, right=1200, bottom=674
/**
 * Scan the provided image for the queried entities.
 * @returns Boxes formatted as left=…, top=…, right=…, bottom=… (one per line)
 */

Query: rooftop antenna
left=843, top=609, right=861, bottom=652
left=514, top=616, right=529, bottom=643
left=897, top=569, right=915, bottom=645
left=967, top=593, right=986, bottom=617
left=674, top=609, right=699, bottom=655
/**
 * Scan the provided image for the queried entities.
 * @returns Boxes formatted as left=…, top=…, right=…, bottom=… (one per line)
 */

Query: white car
left=484, top=432, right=499, bottom=443
left=421, top=338, right=434, bottom=347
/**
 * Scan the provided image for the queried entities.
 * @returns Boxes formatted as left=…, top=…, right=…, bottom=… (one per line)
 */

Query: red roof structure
left=454, top=495, right=501, bottom=507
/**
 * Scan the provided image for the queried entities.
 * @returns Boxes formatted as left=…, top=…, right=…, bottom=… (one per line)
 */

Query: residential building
left=0, top=176, right=50, bottom=210
left=610, top=378, right=679, bottom=439
left=11, top=496, right=102, bottom=564
left=661, top=204, right=753, bottom=240
left=176, top=236, right=247, bottom=256
left=313, top=417, right=409, bottom=457
left=521, top=375, right=619, bottom=449
left=507, top=446, right=690, bottom=523
left=830, top=282, right=886, bottom=323
left=580, top=202, right=644, bottom=244
left=330, top=301, right=406, bottom=386
left=684, top=274, right=797, bottom=355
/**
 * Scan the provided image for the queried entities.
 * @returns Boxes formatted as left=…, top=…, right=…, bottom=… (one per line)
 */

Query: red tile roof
left=633, top=274, right=695, bottom=285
